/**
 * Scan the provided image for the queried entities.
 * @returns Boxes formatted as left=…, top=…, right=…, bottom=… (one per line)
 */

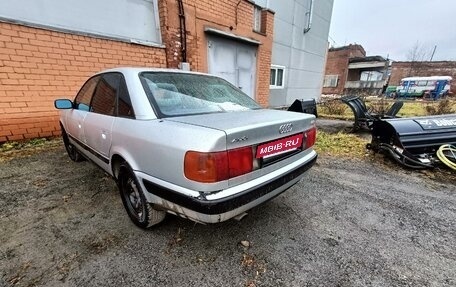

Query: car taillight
left=228, top=147, right=253, bottom=178
left=303, top=126, right=317, bottom=149
left=184, top=147, right=253, bottom=183
left=184, top=151, right=228, bottom=183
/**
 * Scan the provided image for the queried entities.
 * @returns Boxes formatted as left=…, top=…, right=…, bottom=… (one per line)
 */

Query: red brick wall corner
left=0, top=22, right=166, bottom=142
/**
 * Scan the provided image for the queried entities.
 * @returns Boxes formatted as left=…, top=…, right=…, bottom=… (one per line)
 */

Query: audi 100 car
left=54, top=68, right=317, bottom=229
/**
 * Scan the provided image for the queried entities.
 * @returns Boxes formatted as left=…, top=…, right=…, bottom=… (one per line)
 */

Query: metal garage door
left=207, top=36, right=257, bottom=99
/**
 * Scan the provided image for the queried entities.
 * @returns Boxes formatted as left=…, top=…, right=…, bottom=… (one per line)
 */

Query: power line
left=328, top=35, right=337, bottom=47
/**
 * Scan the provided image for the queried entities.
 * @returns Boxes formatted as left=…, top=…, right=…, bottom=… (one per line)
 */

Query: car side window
left=74, top=76, right=99, bottom=111
left=117, top=77, right=135, bottom=118
left=90, top=73, right=119, bottom=116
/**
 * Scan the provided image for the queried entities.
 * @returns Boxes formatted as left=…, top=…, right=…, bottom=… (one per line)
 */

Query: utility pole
left=429, top=45, right=437, bottom=61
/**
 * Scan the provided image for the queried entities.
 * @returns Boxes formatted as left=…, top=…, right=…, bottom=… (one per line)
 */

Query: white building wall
left=256, top=0, right=334, bottom=107
left=0, top=0, right=162, bottom=45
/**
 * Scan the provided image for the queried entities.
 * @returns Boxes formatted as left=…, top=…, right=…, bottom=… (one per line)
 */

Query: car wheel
left=61, top=126, right=83, bottom=162
left=118, top=163, right=166, bottom=229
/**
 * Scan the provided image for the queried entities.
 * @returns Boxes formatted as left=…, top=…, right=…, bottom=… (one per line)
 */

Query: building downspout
left=303, top=0, right=314, bottom=34
left=235, top=0, right=242, bottom=27
left=177, top=0, right=187, bottom=63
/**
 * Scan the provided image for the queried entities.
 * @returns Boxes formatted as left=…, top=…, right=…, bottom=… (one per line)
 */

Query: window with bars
left=323, top=75, right=339, bottom=88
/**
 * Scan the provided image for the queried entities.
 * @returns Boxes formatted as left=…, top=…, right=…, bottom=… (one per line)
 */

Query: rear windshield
left=139, top=72, right=260, bottom=117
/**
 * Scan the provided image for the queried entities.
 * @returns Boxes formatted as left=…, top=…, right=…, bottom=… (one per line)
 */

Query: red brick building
left=389, top=61, right=456, bottom=93
left=0, top=0, right=274, bottom=142
left=322, top=44, right=365, bottom=95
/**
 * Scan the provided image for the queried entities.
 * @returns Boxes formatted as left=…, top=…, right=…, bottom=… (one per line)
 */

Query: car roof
left=96, top=67, right=212, bottom=77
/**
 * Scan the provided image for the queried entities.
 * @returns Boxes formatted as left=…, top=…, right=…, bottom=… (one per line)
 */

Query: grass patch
left=317, top=98, right=352, bottom=120
left=315, top=131, right=369, bottom=158
left=398, top=99, right=456, bottom=117
left=0, top=137, right=62, bottom=162
left=0, top=138, right=49, bottom=152
left=317, top=112, right=354, bottom=121
left=318, top=98, right=456, bottom=119
left=396, top=101, right=427, bottom=117
left=397, top=100, right=448, bottom=117
left=319, top=100, right=347, bottom=115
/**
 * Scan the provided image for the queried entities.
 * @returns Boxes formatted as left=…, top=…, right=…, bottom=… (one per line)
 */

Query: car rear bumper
left=140, top=151, right=317, bottom=223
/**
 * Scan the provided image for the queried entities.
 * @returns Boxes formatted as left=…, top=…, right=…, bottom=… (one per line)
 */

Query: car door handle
left=101, top=132, right=107, bottom=140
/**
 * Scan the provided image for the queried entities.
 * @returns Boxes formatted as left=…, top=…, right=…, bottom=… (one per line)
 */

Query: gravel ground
left=0, top=143, right=455, bottom=287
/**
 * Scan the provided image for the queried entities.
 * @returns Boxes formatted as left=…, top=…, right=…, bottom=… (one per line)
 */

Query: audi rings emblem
left=279, top=123, right=293, bottom=134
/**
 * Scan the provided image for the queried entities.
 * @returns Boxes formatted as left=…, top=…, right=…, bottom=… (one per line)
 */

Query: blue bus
left=396, top=76, right=452, bottom=99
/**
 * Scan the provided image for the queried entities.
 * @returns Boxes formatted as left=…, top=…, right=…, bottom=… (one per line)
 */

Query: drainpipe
left=235, top=0, right=242, bottom=27
left=177, top=0, right=187, bottom=63
left=303, top=0, right=314, bottom=34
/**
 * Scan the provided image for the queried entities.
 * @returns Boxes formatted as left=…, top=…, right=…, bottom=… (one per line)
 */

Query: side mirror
left=54, top=99, right=73, bottom=109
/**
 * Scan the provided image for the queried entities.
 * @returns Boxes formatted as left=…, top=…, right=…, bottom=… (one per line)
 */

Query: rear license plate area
left=256, top=133, right=303, bottom=159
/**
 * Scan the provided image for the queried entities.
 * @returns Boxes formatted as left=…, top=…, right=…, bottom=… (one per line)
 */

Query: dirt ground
left=0, top=138, right=455, bottom=287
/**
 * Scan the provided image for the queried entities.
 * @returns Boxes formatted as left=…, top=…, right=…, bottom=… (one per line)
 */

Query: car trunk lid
left=168, top=109, right=316, bottom=188
left=165, top=109, right=315, bottom=150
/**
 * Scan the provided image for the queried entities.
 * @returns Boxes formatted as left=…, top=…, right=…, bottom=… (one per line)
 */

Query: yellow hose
left=436, top=144, right=456, bottom=171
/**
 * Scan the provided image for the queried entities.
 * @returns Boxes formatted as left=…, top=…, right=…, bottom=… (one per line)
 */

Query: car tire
left=61, top=126, right=83, bottom=162
left=118, top=162, right=166, bottom=229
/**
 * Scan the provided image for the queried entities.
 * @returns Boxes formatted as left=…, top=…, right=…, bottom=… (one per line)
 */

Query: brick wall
left=257, top=10, right=274, bottom=107
left=0, top=0, right=274, bottom=143
left=390, top=61, right=456, bottom=93
left=322, top=44, right=366, bottom=95
left=0, top=22, right=166, bottom=142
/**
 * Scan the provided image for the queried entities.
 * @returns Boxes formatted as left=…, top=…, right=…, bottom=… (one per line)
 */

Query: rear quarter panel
left=110, top=118, right=229, bottom=192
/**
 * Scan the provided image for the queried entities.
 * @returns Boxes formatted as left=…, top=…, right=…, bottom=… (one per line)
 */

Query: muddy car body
left=55, top=68, right=317, bottom=228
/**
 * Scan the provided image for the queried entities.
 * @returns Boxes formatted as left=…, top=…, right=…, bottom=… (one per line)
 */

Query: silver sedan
left=54, top=68, right=317, bottom=229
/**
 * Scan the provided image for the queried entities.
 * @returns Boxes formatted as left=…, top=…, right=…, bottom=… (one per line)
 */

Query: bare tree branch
left=406, top=41, right=434, bottom=76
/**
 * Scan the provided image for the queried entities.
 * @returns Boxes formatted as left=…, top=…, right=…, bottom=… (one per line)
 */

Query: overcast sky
left=328, top=0, right=456, bottom=61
